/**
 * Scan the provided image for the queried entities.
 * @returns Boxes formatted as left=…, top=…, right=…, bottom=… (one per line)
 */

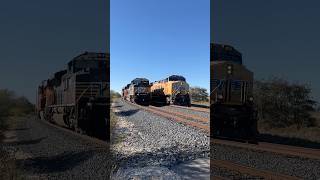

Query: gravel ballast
left=212, top=140, right=320, bottom=179
left=0, top=116, right=112, bottom=179
left=111, top=99, right=210, bottom=179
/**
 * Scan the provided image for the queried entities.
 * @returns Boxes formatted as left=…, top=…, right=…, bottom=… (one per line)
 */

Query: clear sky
left=212, top=0, right=320, bottom=102
left=110, top=0, right=210, bottom=93
left=0, top=0, right=108, bottom=103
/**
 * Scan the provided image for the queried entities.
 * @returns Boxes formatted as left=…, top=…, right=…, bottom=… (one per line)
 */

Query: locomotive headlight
left=227, top=64, right=233, bottom=75
left=249, top=97, right=254, bottom=101
left=87, top=102, right=92, bottom=106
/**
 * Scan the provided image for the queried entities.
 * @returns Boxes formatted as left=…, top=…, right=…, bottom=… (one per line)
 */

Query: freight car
left=211, top=43, right=258, bottom=142
left=36, top=52, right=109, bottom=140
left=122, top=78, right=151, bottom=105
left=151, top=75, right=191, bottom=106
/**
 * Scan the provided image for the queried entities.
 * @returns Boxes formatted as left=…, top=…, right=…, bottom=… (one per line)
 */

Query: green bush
left=110, top=90, right=121, bottom=99
left=190, top=87, right=209, bottom=102
left=254, top=77, right=317, bottom=129
left=0, top=89, right=34, bottom=130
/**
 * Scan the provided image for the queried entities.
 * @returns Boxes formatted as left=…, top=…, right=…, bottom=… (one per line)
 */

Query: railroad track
left=213, top=139, right=320, bottom=160
left=126, top=101, right=210, bottom=133
left=170, top=104, right=210, bottom=113
left=212, top=159, right=301, bottom=180
left=124, top=101, right=320, bottom=161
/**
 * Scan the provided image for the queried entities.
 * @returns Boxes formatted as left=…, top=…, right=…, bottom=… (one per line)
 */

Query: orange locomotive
left=151, top=75, right=191, bottom=106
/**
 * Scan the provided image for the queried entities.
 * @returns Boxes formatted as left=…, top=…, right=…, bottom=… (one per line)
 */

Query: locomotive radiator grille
left=75, top=82, right=103, bottom=100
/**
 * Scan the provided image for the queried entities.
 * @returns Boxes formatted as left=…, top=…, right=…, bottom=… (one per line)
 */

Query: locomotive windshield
left=168, top=75, right=186, bottom=82
left=132, top=78, right=149, bottom=87
left=71, top=60, right=107, bottom=72
left=211, top=43, right=242, bottom=64
left=70, top=60, right=108, bottom=82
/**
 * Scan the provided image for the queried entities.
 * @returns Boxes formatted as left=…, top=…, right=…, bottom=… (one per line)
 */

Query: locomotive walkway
left=0, top=115, right=112, bottom=179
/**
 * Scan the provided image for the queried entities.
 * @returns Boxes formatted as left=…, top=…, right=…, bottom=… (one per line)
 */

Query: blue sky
left=0, top=0, right=107, bottom=103
left=110, top=0, right=210, bottom=93
left=212, top=0, right=320, bottom=102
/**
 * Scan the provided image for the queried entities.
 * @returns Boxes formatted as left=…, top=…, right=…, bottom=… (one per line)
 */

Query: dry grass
left=259, top=112, right=320, bottom=143
left=311, top=111, right=320, bottom=126
left=259, top=126, right=320, bottom=143
left=0, top=116, right=24, bottom=179
left=110, top=111, right=117, bottom=135
left=0, top=149, right=21, bottom=180
left=191, top=100, right=210, bottom=106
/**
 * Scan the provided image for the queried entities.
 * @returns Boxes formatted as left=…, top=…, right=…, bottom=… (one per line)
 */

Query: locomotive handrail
left=210, top=79, right=224, bottom=95
left=75, top=82, right=105, bottom=103
left=172, top=82, right=186, bottom=96
left=76, top=86, right=91, bottom=103
left=210, top=79, right=224, bottom=106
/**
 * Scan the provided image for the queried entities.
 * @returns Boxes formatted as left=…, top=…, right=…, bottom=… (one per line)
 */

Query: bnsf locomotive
left=151, top=75, right=191, bottom=106
left=36, top=52, right=109, bottom=140
left=122, top=78, right=151, bottom=105
left=211, top=43, right=258, bottom=142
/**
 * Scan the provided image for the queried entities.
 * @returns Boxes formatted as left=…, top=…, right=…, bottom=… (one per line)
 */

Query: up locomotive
left=122, top=78, right=151, bottom=105
left=151, top=75, right=191, bottom=106
left=36, top=52, right=109, bottom=140
left=211, top=43, right=258, bottom=142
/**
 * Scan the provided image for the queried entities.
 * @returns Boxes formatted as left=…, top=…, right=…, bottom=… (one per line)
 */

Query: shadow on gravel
left=115, top=147, right=209, bottom=171
left=17, top=150, right=96, bottom=173
left=150, top=103, right=166, bottom=107
left=6, top=128, right=30, bottom=131
left=259, top=133, right=320, bottom=149
left=113, top=147, right=209, bottom=179
left=3, top=136, right=47, bottom=146
left=115, top=109, right=139, bottom=117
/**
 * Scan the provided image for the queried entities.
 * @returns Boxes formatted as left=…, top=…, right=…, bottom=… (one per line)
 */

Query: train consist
left=211, top=43, right=258, bottom=142
left=151, top=75, right=191, bottom=106
left=36, top=52, right=110, bottom=140
left=122, top=78, right=151, bottom=105
left=122, top=75, right=191, bottom=106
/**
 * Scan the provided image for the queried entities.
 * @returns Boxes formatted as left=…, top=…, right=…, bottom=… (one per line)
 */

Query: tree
left=110, top=90, right=121, bottom=99
left=0, top=89, right=34, bottom=130
left=189, top=87, right=209, bottom=102
left=254, top=77, right=317, bottom=129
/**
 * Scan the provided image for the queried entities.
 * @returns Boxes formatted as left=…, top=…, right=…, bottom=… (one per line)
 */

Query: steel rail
left=212, top=159, right=302, bottom=180
left=127, top=101, right=210, bottom=133
left=149, top=105, right=209, bottom=123
left=170, top=104, right=210, bottom=113
left=213, top=139, right=320, bottom=160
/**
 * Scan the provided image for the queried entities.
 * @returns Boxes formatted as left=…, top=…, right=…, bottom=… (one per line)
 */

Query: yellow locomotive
left=211, top=43, right=257, bottom=142
left=151, top=75, right=191, bottom=106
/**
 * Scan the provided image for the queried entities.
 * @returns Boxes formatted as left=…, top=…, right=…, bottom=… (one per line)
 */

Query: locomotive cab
left=128, top=78, right=151, bottom=105
left=150, top=75, right=191, bottom=106
left=211, top=43, right=258, bottom=143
